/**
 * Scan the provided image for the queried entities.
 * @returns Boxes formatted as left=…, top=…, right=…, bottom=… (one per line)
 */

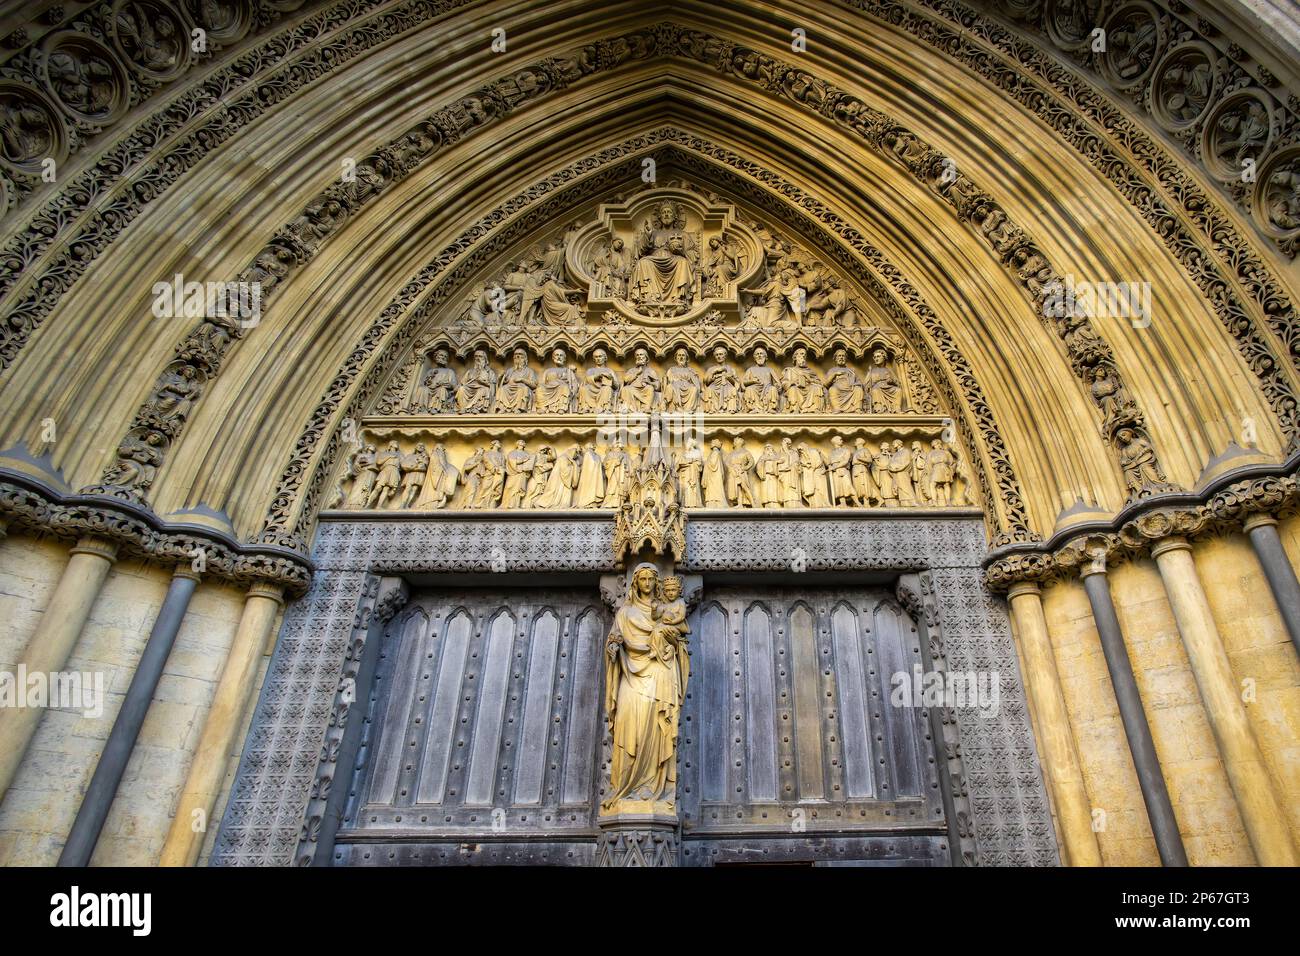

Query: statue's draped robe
left=604, top=598, right=683, bottom=806
left=621, top=365, right=659, bottom=412
left=574, top=449, right=606, bottom=508
left=665, top=366, right=701, bottom=411
left=578, top=365, right=617, bottom=412
left=535, top=450, right=578, bottom=508
left=703, top=448, right=727, bottom=506
left=826, top=365, right=862, bottom=413
left=536, top=364, right=577, bottom=412
left=631, top=228, right=694, bottom=303
left=495, top=366, right=537, bottom=412
left=416, top=449, right=458, bottom=508
left=456, top=365, right=496, bottom=412
left=865, top=364, right=901, bottom=412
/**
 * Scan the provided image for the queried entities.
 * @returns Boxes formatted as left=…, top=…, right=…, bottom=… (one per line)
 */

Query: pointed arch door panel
left=680, top=586, right=945, bottom=841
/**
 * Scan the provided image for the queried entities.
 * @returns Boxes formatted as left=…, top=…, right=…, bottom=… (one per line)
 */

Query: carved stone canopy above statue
left=566, top=188, right=765, bottom=325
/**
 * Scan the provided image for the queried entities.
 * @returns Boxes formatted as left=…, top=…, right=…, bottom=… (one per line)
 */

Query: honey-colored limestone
left=0, top=0, right=1296, bottom=866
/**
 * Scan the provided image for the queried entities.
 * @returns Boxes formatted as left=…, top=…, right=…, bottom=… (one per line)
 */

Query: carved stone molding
left=986, top=0, right=1299, bottom=255
left=983, top=451, right=1300, bottom=590
left=3, top=2, right=1295, bottom=489
left=0, top=466, right=312, bottom=594
left=877, top=0, right=1300, bottom=446
left=0, top=0, right=481, bottom=363
left=54, top=20, right=1264, bottom=535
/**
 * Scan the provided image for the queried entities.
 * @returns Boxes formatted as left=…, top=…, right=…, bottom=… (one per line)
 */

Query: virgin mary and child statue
left=602, top=564, right=690, bottom=815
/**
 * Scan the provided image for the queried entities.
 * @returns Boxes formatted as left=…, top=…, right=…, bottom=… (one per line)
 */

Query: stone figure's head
left=713, top=346, right=727, bottom=364
left=434, top=348, right=449, bottom=366
left=512, top=348, right=527, bottom=368
left=634, top=347, right=648, bottom=366
left=630, top=562, right=658, bottom=600
left=660, top=575, right=683, bottom=602
left=931, top=439, right=943, bottom=449
left=872, top=348, right=888, bottom=365
left=753, top=347, right=768, bottom=365
left=793, top=347, right=807, bottom=367
left=832, top=436, right=843, bottom=447
left=473, top=348, right=488, bottom=367
left=552, top=347, right=567, bottom=365
left=592, top=347, right=608, bottom=366
left=834, top=348, right=848, bottom=365
left=675, top=347, right=689, bottom=366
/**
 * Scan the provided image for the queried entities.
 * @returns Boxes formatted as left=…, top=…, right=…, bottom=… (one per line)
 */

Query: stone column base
left=595, top=814, right=680, bottom=867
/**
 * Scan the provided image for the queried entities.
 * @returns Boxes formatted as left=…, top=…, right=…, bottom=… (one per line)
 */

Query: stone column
left=1006, top=581, right=1102, bottom=866
left=1078, top=563, right=1187, bottom=866
left=59, top=565, right=201, bottom=866
left=1242, top=514, right=1300, bottom=655
left=1150, top=536, right=1298, bottom=866
left=0, top=535, right=119, bottom=801
left=159, top=581, right=283, bottom=867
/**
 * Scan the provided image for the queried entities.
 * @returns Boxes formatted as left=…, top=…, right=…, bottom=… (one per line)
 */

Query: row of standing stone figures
left=407, top=345, right=907, bottom=415
left=337, top=435, right=974, bottom=511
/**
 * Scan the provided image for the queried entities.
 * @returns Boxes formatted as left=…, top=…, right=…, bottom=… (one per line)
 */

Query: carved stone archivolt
left=2, top=2, right=1297, bottom=508
left=5, top=9, right=1295, bottom=582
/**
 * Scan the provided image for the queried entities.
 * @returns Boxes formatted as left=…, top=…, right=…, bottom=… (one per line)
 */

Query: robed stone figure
left=603, top=564, right=689, bottom=814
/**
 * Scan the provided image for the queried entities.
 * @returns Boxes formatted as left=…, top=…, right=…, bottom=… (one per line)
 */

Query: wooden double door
left=337, top=583, right=950, bottom=866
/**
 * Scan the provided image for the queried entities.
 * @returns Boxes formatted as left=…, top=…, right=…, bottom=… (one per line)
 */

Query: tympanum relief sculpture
left=333, top=184, right=978, bottom=533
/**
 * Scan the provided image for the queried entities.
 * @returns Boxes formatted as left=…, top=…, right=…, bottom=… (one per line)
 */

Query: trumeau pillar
left=1006, top=581, right=1103, bottom=867
left=0, top=535, right=119, bottom=802
left=1149, top=536, right=1299, bottom=866
left=1242, top=514, right=1300, bottom=655
left=160, top=581, right=283, bottom=867
left=1078, top=559, right=1187, bottom=867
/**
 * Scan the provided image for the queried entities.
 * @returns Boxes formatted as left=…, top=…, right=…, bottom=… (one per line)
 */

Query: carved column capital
left=1206, top=475, right=1298, bottom=524
left=1054, top=532, right=1122, bottom=580
left=983, top=552, right=1055, bottom=592
left=1118, top=507, right=1208, bottom=548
